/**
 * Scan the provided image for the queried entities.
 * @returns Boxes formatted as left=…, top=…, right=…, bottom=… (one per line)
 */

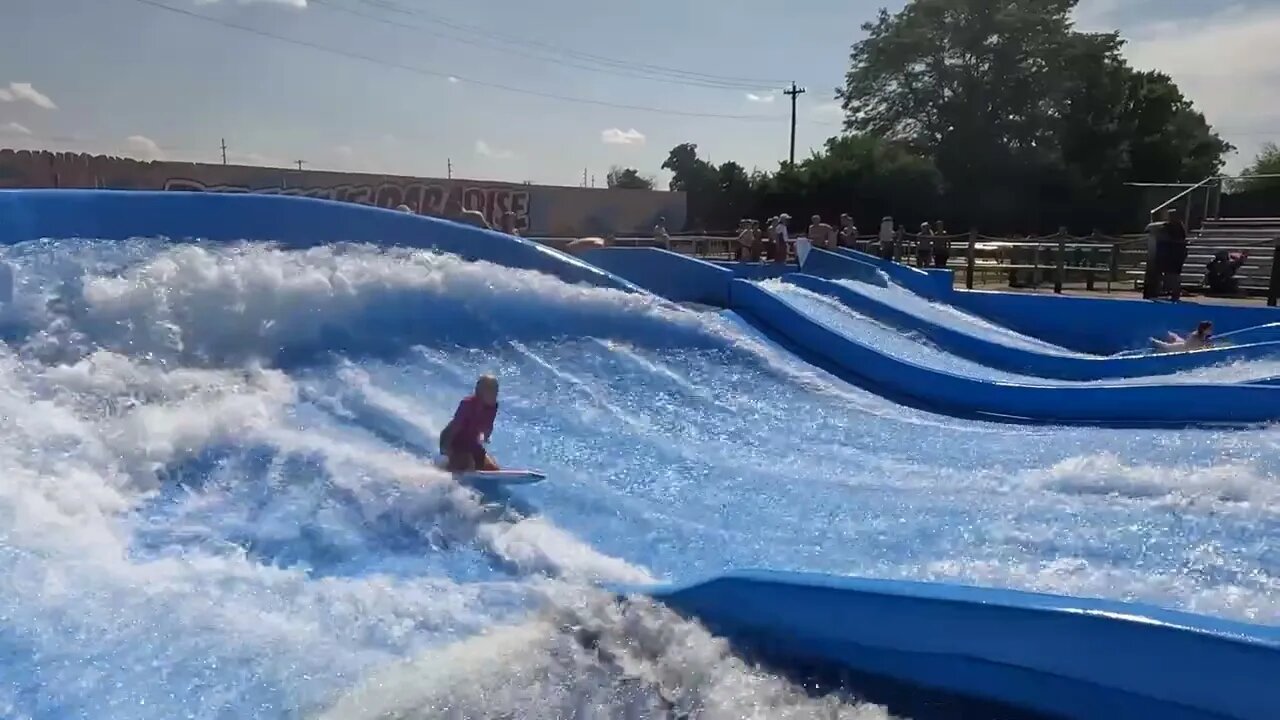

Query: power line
left=311, top=0, right=783, bottom=92
left=128, top=0, right=791, bottom=122
left=352, top=0, right=790, bottom=88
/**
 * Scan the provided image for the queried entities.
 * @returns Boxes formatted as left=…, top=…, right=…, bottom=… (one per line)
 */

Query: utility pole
left=447, top=158, right=452, bottom=179
left=582, top=167, right=588, bottom=187
left=590, top=174, right=596, bottom=188
left=220, top=138, right=227, bottom=165
left=783, top=81, right=806, bottom=165
left=294, top=159, right=306, bottom=171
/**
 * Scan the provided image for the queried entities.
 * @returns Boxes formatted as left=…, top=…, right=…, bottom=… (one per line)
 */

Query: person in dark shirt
left=1159, top=213, right=1189, bottom=301
left=439, top=375, right=501, bottom=472
left=1204, top=250, right=1248, bottom=295
left=932, top=220, right=950, bottom=268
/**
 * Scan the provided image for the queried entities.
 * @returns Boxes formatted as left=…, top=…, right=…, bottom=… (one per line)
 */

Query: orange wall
left=0, top=150, right=686, bottom=236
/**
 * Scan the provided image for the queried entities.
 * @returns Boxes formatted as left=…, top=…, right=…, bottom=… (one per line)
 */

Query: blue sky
left=1, top=0, right=1277, bottom=186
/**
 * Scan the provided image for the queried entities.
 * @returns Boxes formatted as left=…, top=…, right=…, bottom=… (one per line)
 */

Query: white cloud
left=447, top=76, right=460, bottom=84
left=474, top=139, right=515, bottom=160
left=1119, top=5, right=1280, bottom=168
left=601, top=127, right=646, bottom=145
left=1, top=122, right=32, bottom=135
left=335, top=144, right=354, bottom=158
left=0, top=82, right=57, bottom=110
left=124, top=135, right=164, bottom=161
left=1071, top=0, right=1130, bottom=32
left=746, top=92, right=776, bottom=104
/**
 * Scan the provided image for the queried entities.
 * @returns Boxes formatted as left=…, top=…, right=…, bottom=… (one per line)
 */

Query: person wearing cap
left=915, top=222, right=934, bottom=267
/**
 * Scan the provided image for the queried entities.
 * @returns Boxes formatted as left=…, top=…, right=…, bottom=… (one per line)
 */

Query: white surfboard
left=457, top=470, right=546, bottom=485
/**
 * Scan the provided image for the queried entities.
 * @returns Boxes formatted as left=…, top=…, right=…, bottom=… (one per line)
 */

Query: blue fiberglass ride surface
left=782, top=273, right=1280, bottom=381
left=730, top=279, right=1280, bottom=425
left=1, top=191, right=1279, bottom=719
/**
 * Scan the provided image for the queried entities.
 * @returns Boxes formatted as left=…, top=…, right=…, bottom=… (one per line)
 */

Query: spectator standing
left=838, top=214, right=858, bottom=249
left=773, top=214, right=792, bottom=264
left=653, top=216, right=671, bottom=251
left=878, top=217, right=896, bottom=261
left=932, top=220, right=950, bottom=268
left=1144, top=211, right=1171, bottom=299
left=735, top=220, right=757, bottom=261
left=1166, top=212, right=1189, bottom=300
left=915, top=222, right=933, bottom=267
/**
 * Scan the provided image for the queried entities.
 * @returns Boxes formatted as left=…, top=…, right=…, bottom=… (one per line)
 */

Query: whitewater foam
left=2, top=236, right=1278, bottom=719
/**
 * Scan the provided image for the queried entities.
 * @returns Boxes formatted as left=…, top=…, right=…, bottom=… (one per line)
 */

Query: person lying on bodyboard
left=439, top=374, right=501, bottom=473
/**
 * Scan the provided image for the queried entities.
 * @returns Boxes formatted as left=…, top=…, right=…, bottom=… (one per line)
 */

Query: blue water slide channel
left=729, top=279, right=1280, bottom=426
left=9, top=191, right=1279, bottom=719
left=644, top=571, right=1280, bottom=720
left=0, top=190, right=637, bottom=292
left=783, top=273, right=1280, bottom=381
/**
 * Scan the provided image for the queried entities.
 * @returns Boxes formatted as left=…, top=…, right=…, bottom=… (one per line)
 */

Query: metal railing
left=1147, top=172, right=1280, bottom=226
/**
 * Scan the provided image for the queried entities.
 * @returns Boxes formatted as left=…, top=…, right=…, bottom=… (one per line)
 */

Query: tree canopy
left=1237, top=143, right=1280, bottom=193
left=832, top=0, right=1231, bottom=230
left=629, top=0, right=1235, bottom=233
left=605, top=166, right=655, bottom=190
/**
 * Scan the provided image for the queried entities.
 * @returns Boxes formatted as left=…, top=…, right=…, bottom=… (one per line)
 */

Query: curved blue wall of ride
left=578, top=247, right=734, bottom=306
left=577, top=247, right=885, bottom=306
left=784, top=274, right=1280, bottom=380
left=0, top=190, right=638, bottom=292
left=833, top=247, right=953, bottom=297
left=949, top=290, right=1280, bottom=355
left=728, top=279, right=1280, bottom=426
left=648, top=571, right=1280, bottom=720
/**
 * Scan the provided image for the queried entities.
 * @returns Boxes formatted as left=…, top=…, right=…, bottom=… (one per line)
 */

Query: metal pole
left=783, top=81, right=806, bottom=165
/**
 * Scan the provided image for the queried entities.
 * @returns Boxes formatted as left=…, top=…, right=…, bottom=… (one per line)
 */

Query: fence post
left=1269, top=238, right=1280, bottom=308
left=965, top=229, right=977, bottom=289
left=1083, top=231, right=1097, bottom=291
left=1054, top=229, right=1067, bottom=294
left=1108, top=242, right=1119, bottom=293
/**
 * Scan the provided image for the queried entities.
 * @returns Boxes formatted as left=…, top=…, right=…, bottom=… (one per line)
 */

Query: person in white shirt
left=774, top=213, right=792, bottom=265
left=653, top=217, right=671, bottom=251
left=878, top=216, right=896, bottom=260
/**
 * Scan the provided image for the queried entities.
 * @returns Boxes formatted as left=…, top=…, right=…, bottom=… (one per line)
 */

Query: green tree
left=605, top=166, right=655, bottom=190
left=1235, top=143, right=1280, bottom=193
left=660, top=143, right=719, bottom=194
left=759, top=134, right=943, bottom=223
left=837, top=0, right=1231, bottom=230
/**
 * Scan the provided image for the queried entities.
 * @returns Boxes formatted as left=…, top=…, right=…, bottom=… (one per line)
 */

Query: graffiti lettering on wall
left=0, top=150, right=688, bottom=236
left=163, top=179, right=531, bottom=231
